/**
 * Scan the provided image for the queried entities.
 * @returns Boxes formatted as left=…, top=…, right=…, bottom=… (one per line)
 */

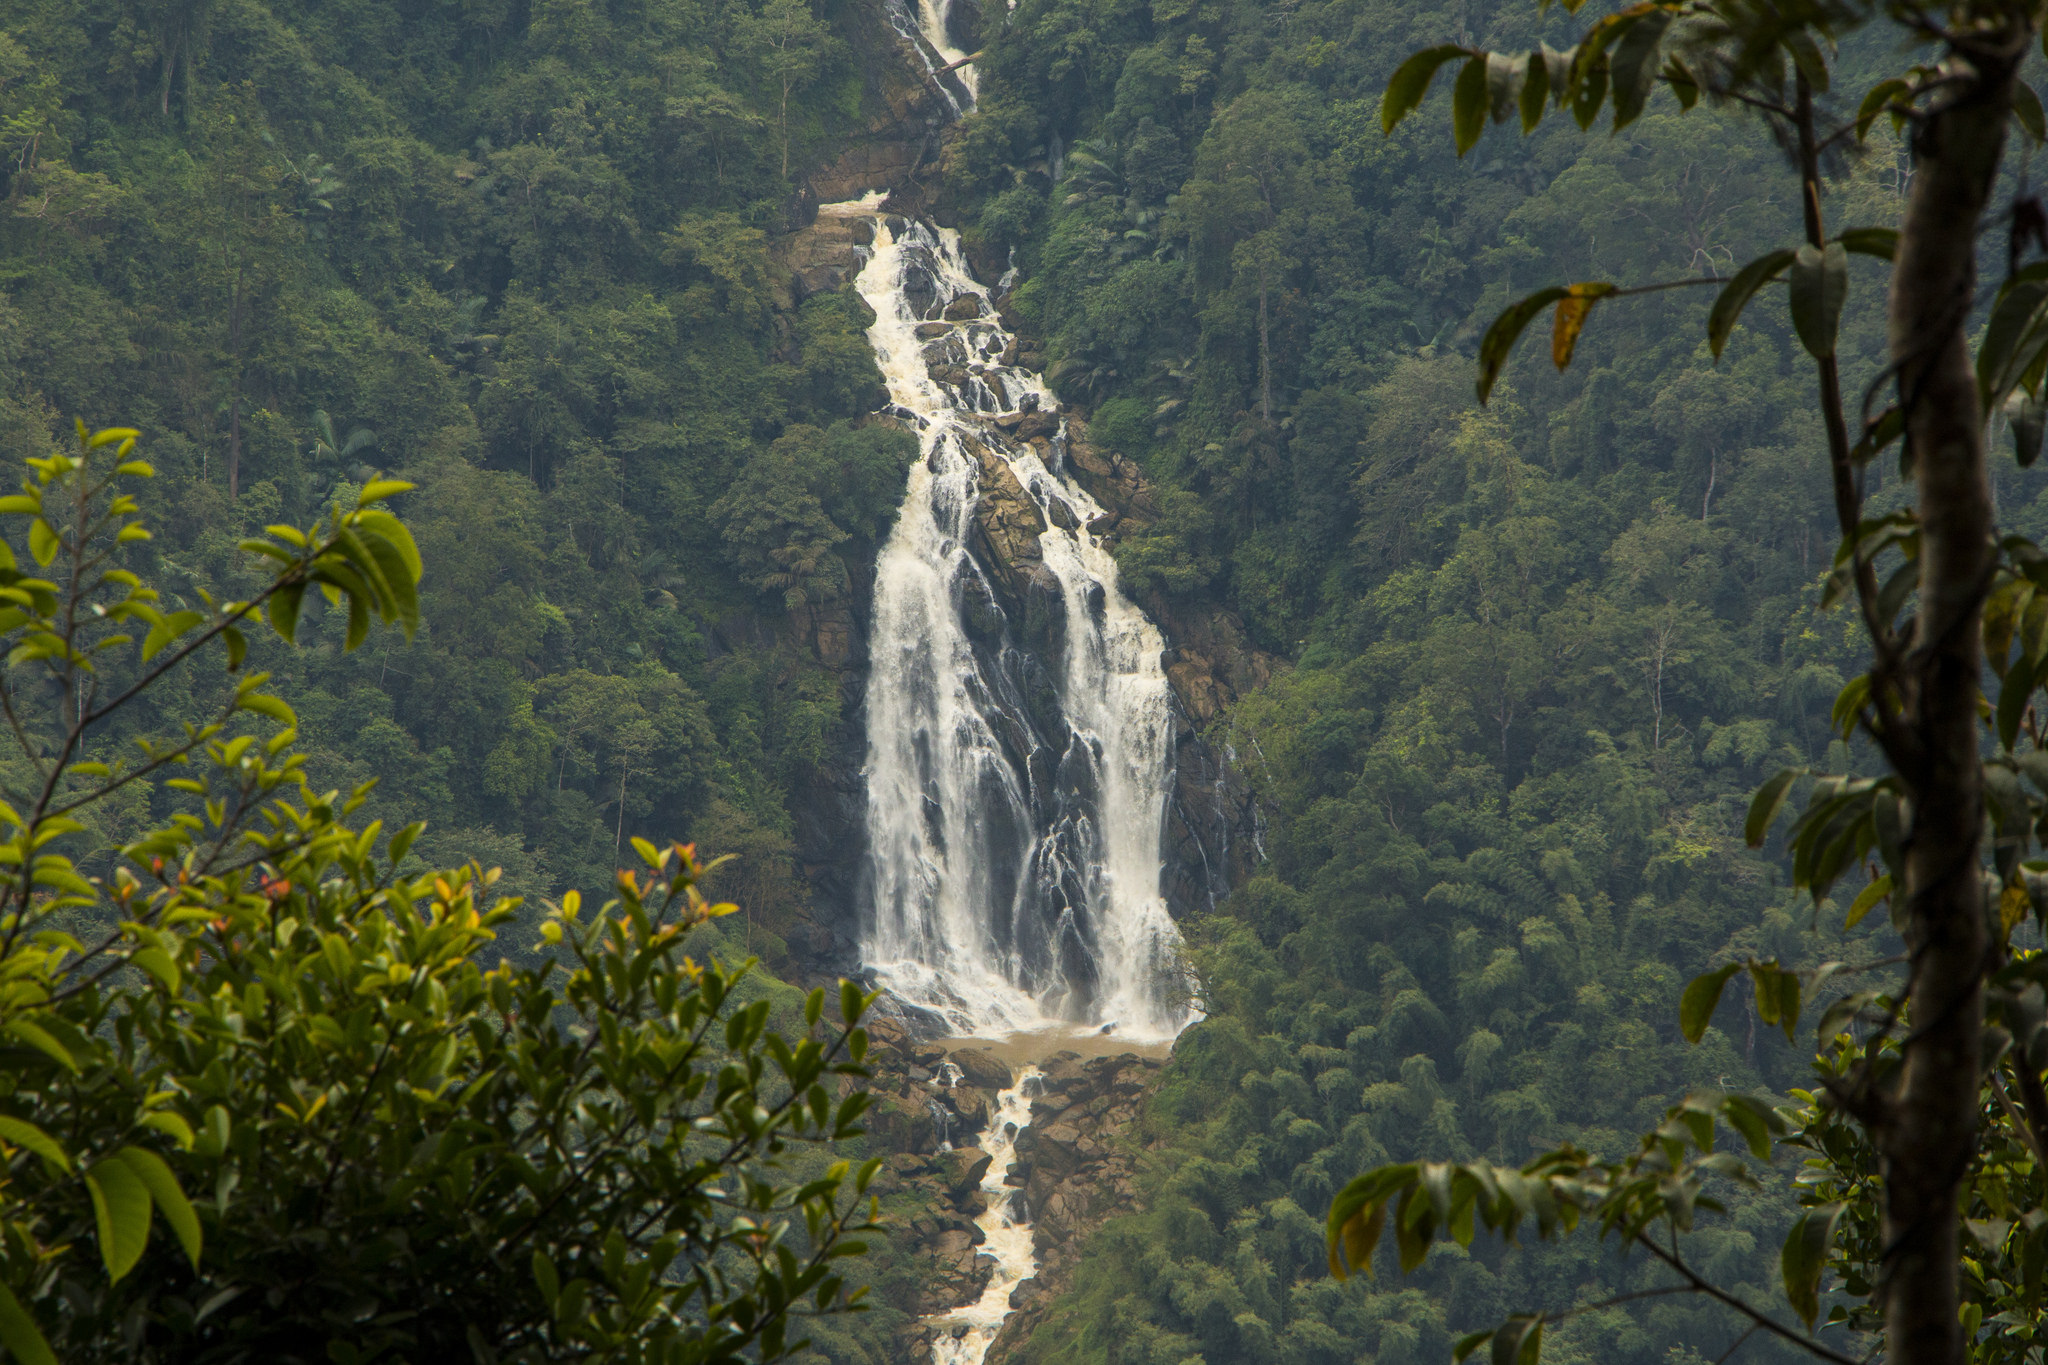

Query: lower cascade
left=928, top=1068, right=1044, bottom=1365
left=841, top=206, right=1195, bottom=1358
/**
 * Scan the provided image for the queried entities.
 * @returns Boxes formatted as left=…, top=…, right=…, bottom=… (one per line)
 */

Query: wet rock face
left=851, top=1022, right=1016, bottom=1317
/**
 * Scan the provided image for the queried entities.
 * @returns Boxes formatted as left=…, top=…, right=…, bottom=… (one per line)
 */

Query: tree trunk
left=1257, top=277, right=1273, bottom=424
left=227, top=276, right=243, bottom=502
left=1883, top=16, right=2029, bottom=1365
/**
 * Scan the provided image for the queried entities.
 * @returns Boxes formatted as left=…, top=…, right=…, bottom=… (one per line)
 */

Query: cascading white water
left=927, top=1068, right=1042, bottom=1365
left=853, top=216, right=1192, bottom=1046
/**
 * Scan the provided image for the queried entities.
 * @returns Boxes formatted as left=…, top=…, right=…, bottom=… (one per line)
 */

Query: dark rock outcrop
left=985, top=1051, right=1164, bottom=1363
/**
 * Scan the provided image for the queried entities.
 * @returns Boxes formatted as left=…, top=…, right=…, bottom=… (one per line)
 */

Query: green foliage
left=0, top=0, right=912, bottom=969
left=0, top=424, right=885, bottom=1360
left=933, top=0, right=2034, bottom=1360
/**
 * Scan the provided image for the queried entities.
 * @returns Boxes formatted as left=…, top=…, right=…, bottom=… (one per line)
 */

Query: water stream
left=927, top=1068, right=1043, bottom=1365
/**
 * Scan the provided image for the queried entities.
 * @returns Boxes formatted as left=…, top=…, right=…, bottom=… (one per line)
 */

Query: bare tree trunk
left=227, top=274, right=243, bottom=502
left=1257, top=277, right=1273, bottom=424
left=1883, top=16, right=2029, bottom=1365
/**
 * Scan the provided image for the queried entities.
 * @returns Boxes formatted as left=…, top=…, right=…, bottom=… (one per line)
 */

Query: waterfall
left=851, top=217, right=1192, bottom=1046
left=928, top=1068, right=1044, bottom=1365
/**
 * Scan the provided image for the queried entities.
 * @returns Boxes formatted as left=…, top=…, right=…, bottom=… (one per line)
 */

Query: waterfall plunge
left=851, top=216, right=1192, bottom=1045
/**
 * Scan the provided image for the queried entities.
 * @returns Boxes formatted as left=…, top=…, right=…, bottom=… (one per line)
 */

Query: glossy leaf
left=86, top=1155, right=153, bottom=1283
left=117, top=1146, right=202, bottom=1267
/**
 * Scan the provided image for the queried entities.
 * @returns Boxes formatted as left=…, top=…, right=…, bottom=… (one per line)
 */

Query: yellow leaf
left=2002, top=876, right=2031, bottom=939
left=1551, top=283, right=1617, bottom=370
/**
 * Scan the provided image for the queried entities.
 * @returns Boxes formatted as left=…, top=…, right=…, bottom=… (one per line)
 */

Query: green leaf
left=356, top=479, right=415, bottom=506
left=1477, top=287, right=1571, bottom=403
left=1454, top=1330, right=1497, bottom=1364
left=1491, top=1315, right=1543, bottom=1365
left=86, top=1155, right=153, bottom=1283
left=1382, top=45, right=1472, bottom=132
left=0, top=1116, right=69, bottom=1170
left=1325, top=1164, right=1416, bottom=1278
left=2012, top=385, right=2048, bottom=468
left=1782, top=1203, right=1844, bottom=1328
left=1856, top=78, right=1910, bottom=141
left=2017, top=82, right=2047, bottom=145
left=1569, top=54, right=1608, bottom=130
left=1708, top=249, right=1796, bottom=360
left=5, top=1017, right=80, bottom=1073
left=1680, top=963, right=1742, bottom=1044
left=238, top=692, right=296, bottom=727
left=1720, top=1094, right=1778, bottom=1158
left=116, top=1147, right=201, bottom=1267
left=131, top=945, right=180, bottom=991
left=533, top=1250, right=561, bottom=1305
left=1744, top=767, right=1801, bottom=847
left=1844, top=874, right=1893, bottom=930
left=1518, top=49, right=1550, bottom=131
left=1977, top=266, right=2048, bottom=410
left=2000, top=652, right=2039, bottom=750
left=1609, top=10, right=1671, bottom=129
left=1452, top=55, right=1488, bottom=155
left=1836, top=227, right=1898, bottom=262
left=1783, top=27, right=1829, bottom=94
left=0, top=1281, right=56, bottom=1365
left=266, top=581, right=306, bottom=645
left=27, top=518, right=58, bottom=567
left=1788, top=242, right=1848, bottom=359
left=140, top=1111, right=195, bottom=1149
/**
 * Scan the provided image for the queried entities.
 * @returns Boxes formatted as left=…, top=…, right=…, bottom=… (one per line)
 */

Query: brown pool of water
left=939, top=1025, right=1176, bottom=1070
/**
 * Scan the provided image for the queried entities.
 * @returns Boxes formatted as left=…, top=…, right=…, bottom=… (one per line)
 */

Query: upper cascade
left=850, top=211, right=1194, bottom=1045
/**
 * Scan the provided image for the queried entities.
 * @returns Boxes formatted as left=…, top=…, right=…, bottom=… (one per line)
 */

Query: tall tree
left=1327, top=7, right=2048, bottom=1365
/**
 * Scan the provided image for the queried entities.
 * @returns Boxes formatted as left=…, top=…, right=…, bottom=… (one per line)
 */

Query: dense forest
left=0, top=0, right=917, bottom=953
left=0, top=0, right=2039, bottom=1361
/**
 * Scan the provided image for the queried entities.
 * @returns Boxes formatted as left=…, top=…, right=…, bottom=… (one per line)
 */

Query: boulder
left=948, top=1047, right=1013, bottom=1091
left=935, top=1146, right=994, bottom=1200
left=943, top=294, right=986, bottom=321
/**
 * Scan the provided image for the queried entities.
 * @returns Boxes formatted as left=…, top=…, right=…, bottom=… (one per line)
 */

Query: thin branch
left=1632, top=1235, right=1860, bottom=1365
left=1714, top=1324, right=1764, bottom=1365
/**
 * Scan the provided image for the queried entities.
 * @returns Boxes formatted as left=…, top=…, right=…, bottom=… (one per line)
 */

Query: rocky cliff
left=852, top=1022, right=1169, bottom=1364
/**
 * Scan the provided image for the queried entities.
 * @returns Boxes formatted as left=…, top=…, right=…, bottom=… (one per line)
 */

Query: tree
left=740, top=0, right=834, bottom=180
left=0, top=421, right=884, bottom=1362
left=1327, top=7, right=2048, bottom=1365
